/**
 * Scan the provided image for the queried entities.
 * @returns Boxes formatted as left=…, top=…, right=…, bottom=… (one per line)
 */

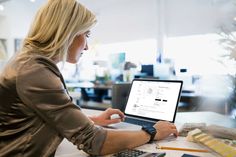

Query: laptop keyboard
left=124, top=117, right=155, bottom=126
left=112, top=149, right=146, bottom=157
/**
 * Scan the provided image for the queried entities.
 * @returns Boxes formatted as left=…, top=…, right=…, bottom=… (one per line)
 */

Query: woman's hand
left=154, top=121, right=178, bottom=140
left=89, top=108, right=125, bottom=126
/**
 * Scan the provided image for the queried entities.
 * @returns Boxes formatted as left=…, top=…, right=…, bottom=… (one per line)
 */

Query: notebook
left=124, top=78, right=183, bottom=126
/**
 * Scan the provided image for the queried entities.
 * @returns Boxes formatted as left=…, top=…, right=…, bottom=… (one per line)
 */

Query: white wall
left=0, top=0, right=235, bottom=56
left=81, top=0, right=159, bottom=43
left=164, top=0, right=236, bottom=37
left=0, top=0, right=44, bottom=57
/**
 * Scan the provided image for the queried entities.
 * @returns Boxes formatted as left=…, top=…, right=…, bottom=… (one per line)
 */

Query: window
left=164, top=33, right=232, bottom=75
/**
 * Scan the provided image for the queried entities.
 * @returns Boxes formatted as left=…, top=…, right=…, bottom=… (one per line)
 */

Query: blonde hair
left=21, top=0, right=96, bottom=61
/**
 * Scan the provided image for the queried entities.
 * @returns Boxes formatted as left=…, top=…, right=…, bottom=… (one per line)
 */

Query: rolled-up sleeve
left=16, top=57, right=107, bottom=155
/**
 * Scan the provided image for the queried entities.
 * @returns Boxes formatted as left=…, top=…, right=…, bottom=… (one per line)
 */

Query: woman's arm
left=100, top=121, right=178, bottom=155
left=89, top=108, right=178, bottom=155
left=100, top=129, right=150, bottom=155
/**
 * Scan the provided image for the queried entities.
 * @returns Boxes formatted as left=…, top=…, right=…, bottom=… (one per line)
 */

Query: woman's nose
left=84, top=43, right=88, bottom=50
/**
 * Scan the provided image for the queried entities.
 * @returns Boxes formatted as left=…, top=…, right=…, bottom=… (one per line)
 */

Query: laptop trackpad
left=108, top=122, right=141, bottom=130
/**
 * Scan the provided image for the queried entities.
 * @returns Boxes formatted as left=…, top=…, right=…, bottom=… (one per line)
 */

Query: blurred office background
left=1, top=0, right=236, bottom=118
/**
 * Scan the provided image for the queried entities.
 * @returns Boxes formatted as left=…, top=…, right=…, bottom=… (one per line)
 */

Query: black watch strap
left=141, top=125, right=157, bottom=143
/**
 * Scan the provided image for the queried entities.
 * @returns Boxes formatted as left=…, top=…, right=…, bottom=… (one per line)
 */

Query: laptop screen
left=124, top=79, right=183, bottom=122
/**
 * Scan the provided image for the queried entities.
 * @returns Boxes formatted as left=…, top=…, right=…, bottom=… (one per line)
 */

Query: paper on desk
left=136, top=136, right=218, bottom=157
left=206, top=125, right=236, bottom=140
left=157, top=136, right=207, bottom=150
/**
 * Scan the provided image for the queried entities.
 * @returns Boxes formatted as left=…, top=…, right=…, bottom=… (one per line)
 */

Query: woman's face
left=67, top=31, right=90, bottom=63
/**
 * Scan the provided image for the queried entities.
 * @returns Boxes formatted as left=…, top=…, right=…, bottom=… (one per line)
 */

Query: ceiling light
left=0, top=5, right=4, bottom=11
left=30, top=0, right=36, bottom=2
left=234, top=17, right=236, bottom=21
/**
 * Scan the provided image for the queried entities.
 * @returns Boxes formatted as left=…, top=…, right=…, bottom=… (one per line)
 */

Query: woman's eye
left=86, top=32, right=91, bottom=38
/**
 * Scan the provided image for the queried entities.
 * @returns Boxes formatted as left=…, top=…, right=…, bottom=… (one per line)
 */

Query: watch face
left=148, top=127, right=156, bottom=134
left=142, top=125, right=156, bottom=134
left=142, top=125, right=157, bottom=143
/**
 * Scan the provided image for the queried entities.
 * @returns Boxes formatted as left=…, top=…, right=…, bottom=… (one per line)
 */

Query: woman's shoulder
left=17, top=54, right=61, bottom=77
left=32, top=55, right=61, bottom=76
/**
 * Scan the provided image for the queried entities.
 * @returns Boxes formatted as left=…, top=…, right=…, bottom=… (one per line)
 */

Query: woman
left=0, top=0, right=178, bottom=156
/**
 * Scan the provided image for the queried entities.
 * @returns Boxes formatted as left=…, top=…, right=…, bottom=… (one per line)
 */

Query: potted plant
left=219, top=24, right=236, bottom=118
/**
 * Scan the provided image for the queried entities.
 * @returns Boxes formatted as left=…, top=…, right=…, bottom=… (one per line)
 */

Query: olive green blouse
left=0, top=54, right=107, bottom=157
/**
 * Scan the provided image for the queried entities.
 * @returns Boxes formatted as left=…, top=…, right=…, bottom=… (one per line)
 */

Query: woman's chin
left=66, top=59, right=77, bottom=64
left=66, top=55, right=82, bottom=63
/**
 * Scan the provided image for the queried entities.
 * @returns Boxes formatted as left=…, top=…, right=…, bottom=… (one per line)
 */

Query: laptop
left=112, top=82, right=132, bottom=112
left=123, top=78, right=183, bottom=126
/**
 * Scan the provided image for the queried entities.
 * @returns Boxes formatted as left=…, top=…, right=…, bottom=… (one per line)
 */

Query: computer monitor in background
left=141, top=64, right=154, bottom=77
left=153, top=63, right=173, bottom=80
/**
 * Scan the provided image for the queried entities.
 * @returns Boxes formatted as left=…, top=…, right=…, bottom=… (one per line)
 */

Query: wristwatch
left=141, top=125, right=157, bottom=143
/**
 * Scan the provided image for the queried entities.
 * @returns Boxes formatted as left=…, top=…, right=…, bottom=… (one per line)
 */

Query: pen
left=156, top=144, right=209, bottom=153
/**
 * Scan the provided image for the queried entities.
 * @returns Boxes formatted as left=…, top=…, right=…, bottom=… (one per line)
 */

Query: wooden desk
left=55, top=109, right=236, bottom=157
